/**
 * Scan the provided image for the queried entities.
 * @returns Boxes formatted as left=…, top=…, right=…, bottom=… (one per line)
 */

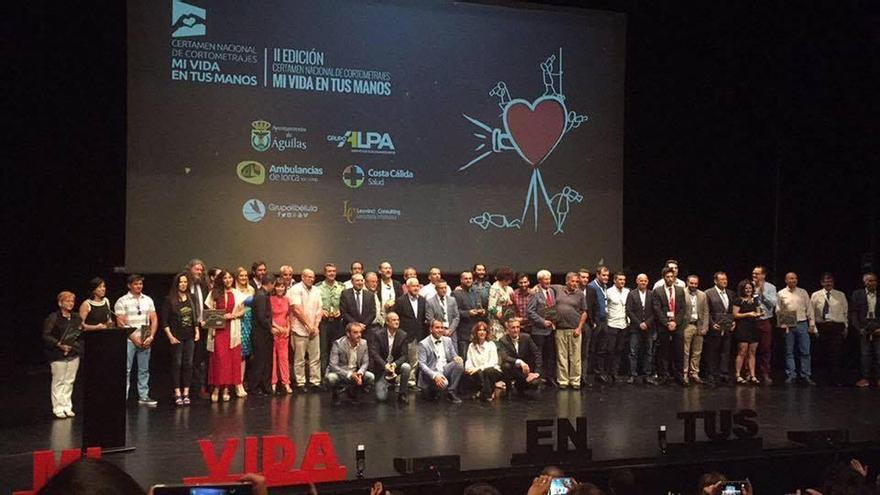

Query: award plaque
left=203, top=309, right=226, bottom=329
left=538, top=306, right=559, bottom=325
left=777, top=309, right=797, bottom=327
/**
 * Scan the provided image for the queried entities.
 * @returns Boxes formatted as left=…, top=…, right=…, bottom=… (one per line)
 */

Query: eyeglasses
left=136, top=303, right=142, bottom=316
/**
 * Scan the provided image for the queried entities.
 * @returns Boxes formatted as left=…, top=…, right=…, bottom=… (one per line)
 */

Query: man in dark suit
left=625, top=273, right=655, bottom=384
left=368, top=311, right=410, bottom=404
left=185, top=258, right=210, bottom=399
left=526, top=269, right=558, bottom=385
left=340, top=273, right=376, bottom=330
left=248, top=274, right=275, bottom=395
left=377, top=261, right=404, bottom=306
left=652, top=267, right=688, bottom=385
left=249, top=261, right=267, bottom=291
left=851, top=272, right=879, bottom=387
left=578, top=268, right=601, bottom=386
left=704, top=271, right=737, bottom=386
left=453, top=271, right=488, bottom=357
left=497, top=317, right=542, bottom=397
left=394, top=278, right=427, bottom=343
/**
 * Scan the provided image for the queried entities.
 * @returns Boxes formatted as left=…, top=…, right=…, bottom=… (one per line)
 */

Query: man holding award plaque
left=776, top=272, right=817, bottom=385
left=319, top=263, right=345, bottom=373
left=704, top=271, right=737, bottom=386
left=752, top=266, right=778, bottom=384
left=526, top=269, right=560, bottom=385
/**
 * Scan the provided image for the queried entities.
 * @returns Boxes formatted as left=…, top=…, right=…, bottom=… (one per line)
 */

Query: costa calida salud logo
left=242, top=199, right=266, bottom=223
left=171, top=0, right=206, bottom=38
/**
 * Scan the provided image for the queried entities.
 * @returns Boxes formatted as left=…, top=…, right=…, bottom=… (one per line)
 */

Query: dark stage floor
left=3, top=372, right=880, bottom=493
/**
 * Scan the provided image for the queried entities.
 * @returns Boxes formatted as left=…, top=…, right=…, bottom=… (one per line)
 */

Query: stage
left=3, top=371, right=880, bottom=493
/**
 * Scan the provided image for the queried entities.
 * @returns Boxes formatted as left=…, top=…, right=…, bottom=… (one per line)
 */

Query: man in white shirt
left=681, top=275, right=709, bottom=385
left=596, top=272, right=629, bottom=384
left=342, top=261, right=365, bottom=289
left=114, top=274, right=158, bottom=406
left=417, top=320, right=464, bottom=403
left=419, top=267, right=443, bottom=299
left=377, top=261, right=402, bottom=305
left=777, top=272, right=816, bottom=385
left=290, top=268, right=323, bottom=391
left=652, top=259, right=686, bottom=290
left=811, top=272, right=849, bottom=385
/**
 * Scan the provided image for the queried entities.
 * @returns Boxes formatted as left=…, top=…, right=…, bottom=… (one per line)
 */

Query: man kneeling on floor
left=418, top=320, right=464, bottom=403
left=325, top=322, right=375, bottom=405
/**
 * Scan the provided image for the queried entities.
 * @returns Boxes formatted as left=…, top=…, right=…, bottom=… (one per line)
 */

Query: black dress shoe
left=397, top=394, right=409, bottom=405
left=447, top=392, right=462, bottom=404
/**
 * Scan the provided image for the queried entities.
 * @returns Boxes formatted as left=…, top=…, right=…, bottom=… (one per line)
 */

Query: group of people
left=43, top=258, right=879, bottom=416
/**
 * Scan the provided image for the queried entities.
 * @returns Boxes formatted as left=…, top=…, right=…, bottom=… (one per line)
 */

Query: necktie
left=387, top=333, right=394, bottom=362
left=440, top=297, right=447, bottom=322
left=720, top=289, right=728, bottom=310
left=823, top=291, right=830, bottom=319
left=546, top=289, right=554, bottom=306
left=356, top=291, right=362, bottom=315
left=668, top=287, right=675, bottom=313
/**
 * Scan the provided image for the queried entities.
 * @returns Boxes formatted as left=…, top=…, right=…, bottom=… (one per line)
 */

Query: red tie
left=668, top=287, right=675, bottom=313
left=546, top=289, right=554, bottom=306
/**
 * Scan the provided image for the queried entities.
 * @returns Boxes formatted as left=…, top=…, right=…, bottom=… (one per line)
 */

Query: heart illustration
left=503, top=96, right=567, bottom=166
left=183, top=16, right=197, bottom=27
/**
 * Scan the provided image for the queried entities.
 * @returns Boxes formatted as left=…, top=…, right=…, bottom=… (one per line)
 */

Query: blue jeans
left=127, top=340, right=151, bottom=399
left=374, top=363, right=412, bottom=401
left=860, top=333, right=880, bottom=379
left=628, top=328, right=654, bottom=377
left=784, top=322, right=812, bottom=378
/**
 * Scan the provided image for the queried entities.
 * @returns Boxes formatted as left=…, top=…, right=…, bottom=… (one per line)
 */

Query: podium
left=82, top=328, right=135, bottom=453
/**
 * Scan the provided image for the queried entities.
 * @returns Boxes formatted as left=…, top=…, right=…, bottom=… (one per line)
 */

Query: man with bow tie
left=417, top=319, right=464, bottom=403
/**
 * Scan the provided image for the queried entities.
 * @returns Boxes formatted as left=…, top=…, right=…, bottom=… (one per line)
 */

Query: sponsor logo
left=251, top=120, right=308, bottom=152
left=341, top=200, right=401, bottom=224
left=327, top=131, right=395, bottom=155
left=269, top=202, right=319, bottom=220
left=242, top=199, right=266, bottom=223
left=171, top=0, right=206, bottom=38
left=267, top=163, right=323, bottom=183
left=342, top=165, right=365, bottom=189
left=237, top=160, right=265, bottom=185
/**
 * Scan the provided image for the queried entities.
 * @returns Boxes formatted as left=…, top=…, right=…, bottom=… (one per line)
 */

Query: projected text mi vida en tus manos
left=171, top=59, right=257, bottom=86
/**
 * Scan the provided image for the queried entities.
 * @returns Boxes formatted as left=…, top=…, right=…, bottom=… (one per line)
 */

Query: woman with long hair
left=464, top=321, right=502, bottom=401
left=161, top=272, right=199, bottom=405
left=205, top=270, right=244, bottom=402
left=234, top=267, right=255, bottom=397
left=732, top=279, right=761, bottom=385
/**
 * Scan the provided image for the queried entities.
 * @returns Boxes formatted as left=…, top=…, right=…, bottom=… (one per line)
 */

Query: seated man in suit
left=426, top=280, right=460, bottom=349
left=497, top=317, right=542, bottom=397
left=368, top=312, right=411, bottom=404
left=418, top=319, right=464, bottom=403
left=325, top=322, right=375, bottom=405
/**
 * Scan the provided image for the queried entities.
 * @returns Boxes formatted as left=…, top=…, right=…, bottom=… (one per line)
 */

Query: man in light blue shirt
left=752, top=265, right=777, bottom=384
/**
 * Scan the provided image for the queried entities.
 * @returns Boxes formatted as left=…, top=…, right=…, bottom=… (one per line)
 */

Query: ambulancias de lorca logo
left=237, top=161, right=265, bottom=185
left=460, top=48, right=587, bottom=235
left=251, top=120, right=271, bottom=152
left=171, top=0, right=206, bottom=38
left=242, top=199, right=266, bottom=223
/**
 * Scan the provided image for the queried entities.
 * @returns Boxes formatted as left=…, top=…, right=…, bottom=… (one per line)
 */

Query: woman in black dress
left=79, top=277, right=114, bottom=330
left=732, top=279, right=761, bottom=385
left=161, top=272, right=199, bottom=406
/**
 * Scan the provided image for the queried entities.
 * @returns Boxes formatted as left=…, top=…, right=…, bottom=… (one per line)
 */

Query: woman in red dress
left=206, top=270, right=244, bottom=402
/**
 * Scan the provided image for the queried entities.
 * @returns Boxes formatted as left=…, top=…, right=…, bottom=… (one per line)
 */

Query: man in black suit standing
left=625, top=273, right=655, bottom=384
left=852, top=272, right=879, bottom=388
left=652, top=266, right=688, bottom=385
left=453, top=271, right=488, bottom=358
left=704, top=271, right=736, bottom=386
left=395, top=277, right=427, bottom=387
left=369, top=311, right=411, bottom=404
left=497, top=318, right=542, bottom=397
left=248, top=274, right=275, bottom=395
left=340, top=273, right=376, bottom=332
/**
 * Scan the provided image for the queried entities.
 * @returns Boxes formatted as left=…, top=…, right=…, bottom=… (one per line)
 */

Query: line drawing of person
left=489, top=81, right=511, bottom=113
left=549, top=186, right=583, bottom=234
left=541, top=54, right=562, bottom=98
left=470, top=212, right=522, bottom=230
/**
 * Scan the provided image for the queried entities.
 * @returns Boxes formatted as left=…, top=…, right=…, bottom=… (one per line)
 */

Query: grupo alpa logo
left=327, top=131, right=395, bottom=155
left=237, top=161, right=265, bottom=185
left=171, top=0, right=206, bottom=38
left=242, top=199, right=266, bottom=223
